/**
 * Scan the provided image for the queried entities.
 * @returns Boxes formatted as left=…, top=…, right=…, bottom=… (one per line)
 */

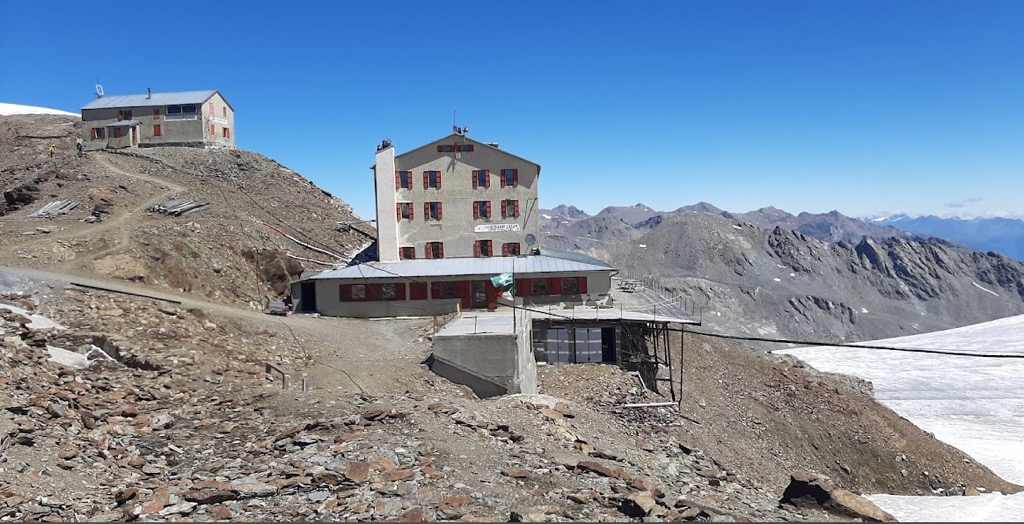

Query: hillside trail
left=0, top=264, right=432, bottom=397
left=5, top=152, right=185, bottom=266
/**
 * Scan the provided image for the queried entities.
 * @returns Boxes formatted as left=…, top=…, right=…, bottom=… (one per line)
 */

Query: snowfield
left=0, top=102, right=79, bottom=117
left=779, top=314, right=1024, bottom=521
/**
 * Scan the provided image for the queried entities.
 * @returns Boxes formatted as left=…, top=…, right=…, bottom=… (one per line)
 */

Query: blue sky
left=3, top=0, right=1022, bottom=220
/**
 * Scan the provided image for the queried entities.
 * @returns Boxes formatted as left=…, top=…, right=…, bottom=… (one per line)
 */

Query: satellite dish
left=95, top=83, right=104, bottom=98
left=525, top=233, right=537, bottom=246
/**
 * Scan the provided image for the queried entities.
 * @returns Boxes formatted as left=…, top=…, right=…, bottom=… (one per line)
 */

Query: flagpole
left=512, top=256, right=516, bottom=333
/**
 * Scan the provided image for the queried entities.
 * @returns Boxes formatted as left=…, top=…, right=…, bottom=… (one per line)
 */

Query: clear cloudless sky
left=2, top=0, right=1022, bottom=220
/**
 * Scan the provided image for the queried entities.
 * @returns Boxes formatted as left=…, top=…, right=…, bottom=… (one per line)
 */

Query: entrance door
left=471, top=281, right=488, bottom=309
left=299, top=282, right=317, bottom=313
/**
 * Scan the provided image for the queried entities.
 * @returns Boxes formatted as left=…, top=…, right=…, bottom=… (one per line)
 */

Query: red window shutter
left=500, top=171, right=506, bottom=187
left=425, top=244, right=433, bottom=259
left=473, top=202, right=480, bottom=219
left=396, top=283, right=407, bottom=300
left=485, top=201, right=491, bottom=218
left=436, top=145, right=443, bottom=152
left=550, top=278, right=562, bottom=295
left=396, top=171, right=401, bottom=189
left=472, top=171, right=478, bottom=189
left=423, top=172, right=429, bottom=189
left=430, top=282, right=440, bottom=298
left=438, top=202, right=443, bottom=220
left=513, top=169, right=519, bottom=186
left=424, top=202, right=429, bottom=220
left=500, top=200, right=507, bottom=218
left=437, top=172, right=442, bottom=189
left=578, top=277, right=588, bottom=294
left=485, top=170, right=490, bottom=188
left=411, top=283, right=427, bottom=300
left=502, top=243, right=509, bottom=256
left=514, top=200, right=520, bottom=217
left=396, top=203, right=401, bottom=221
left=339, top=284, right=349, bottom=301
left=517, top=279, right=530, bottom=296
left=409, top=204, right=414, bottom=220
left=439, top=243, right=444, bottom=258
left=474, top=241, right=481, bottom=257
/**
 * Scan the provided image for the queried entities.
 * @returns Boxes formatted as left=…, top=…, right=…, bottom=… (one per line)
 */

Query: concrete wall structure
left=81, top=91, right=234, bottom=150
left=372, top=133, right=541, bottom=261
left=430, top=311, right=537, bottom=397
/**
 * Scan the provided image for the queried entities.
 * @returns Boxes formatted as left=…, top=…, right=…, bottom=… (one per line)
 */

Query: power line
left=685, top=330, right=1024, bottom=359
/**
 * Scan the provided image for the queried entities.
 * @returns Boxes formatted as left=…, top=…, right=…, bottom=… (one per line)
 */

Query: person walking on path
left=49, top=144, right=55, bottom=157
left=75, top=138, right=84, bottom=156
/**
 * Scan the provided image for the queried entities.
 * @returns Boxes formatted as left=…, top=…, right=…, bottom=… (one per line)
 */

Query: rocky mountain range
left=869, top=214, right=1024, bottom=261
left=541, top=203, right=1024, bottom=346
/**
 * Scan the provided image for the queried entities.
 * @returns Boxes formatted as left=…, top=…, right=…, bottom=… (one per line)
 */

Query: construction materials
left=149, top=197, right=209, bottom=216
left=30, top=199, right=77, bottom=218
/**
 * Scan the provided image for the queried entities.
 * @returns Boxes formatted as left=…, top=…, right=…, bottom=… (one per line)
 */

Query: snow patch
left=541, top=213, right=552, bottom=219
left=779, top=314, right=1024, bottom=520
left=773, top=278, right=781, bottom=282
left=861, top=308, right=868, bottom=313
left=732, top=224, right=742, bottom=229
left=0, top=102, right=79, bottom=117
left=972, top=281, right=1000, bottom=297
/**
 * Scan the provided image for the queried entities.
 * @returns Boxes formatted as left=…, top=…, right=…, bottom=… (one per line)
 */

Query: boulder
left=780, top=470, right=896, bottom=522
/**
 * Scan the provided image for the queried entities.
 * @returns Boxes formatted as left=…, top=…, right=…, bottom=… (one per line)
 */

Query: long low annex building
left=291, top=248, right=616, bottom=317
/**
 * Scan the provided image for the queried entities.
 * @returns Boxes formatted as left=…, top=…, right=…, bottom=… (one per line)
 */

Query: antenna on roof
left=95, top=80, right=104, bottom=98
left=452, top=107, right=457, bottom=134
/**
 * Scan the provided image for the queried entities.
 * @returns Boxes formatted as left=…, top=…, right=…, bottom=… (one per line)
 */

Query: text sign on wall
left=474, top=223, right=521, bottom=233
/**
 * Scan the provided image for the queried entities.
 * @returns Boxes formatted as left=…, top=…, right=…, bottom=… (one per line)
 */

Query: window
left=531, top=279, right=549, bottom=295
left=90, top=128, right=105, bottom=140
left=112, top=127, right=122, bottom=139
left=210, top=124, right=216, bottom=136
left=351, top=284, right=366, bottom=300
left=166, top=105, right=197, bottom=114
left=438, top=282, right=457, bottom=299
left=397, top=202, right=414, bottom=220
left=152, top=108, right=160, bottom=120
left=424, top=202, right=442, bottom=220
left=209, top=102, right=215, bottom=114
left=457, top=144, right=474, bottom=152
left=222, top=107, right=227, bottom=117
left=222, top=127, right=231, bottom=138
left=380, top=283, right=398, bottom=301
left=395, top=171, right=412, bottom=189
left=425, top=242, right=444, bottom=259
left=153, top=125, right=162, bottom=137
left=472, top=170, right=490, bottom=189
left=561, top=278, right=579, bottom=294
left=474, top=240, right=493, bottom=257
left=117, top=110, right=132, bottom=121
left=400, top=246, right=416, bottom=260
left=500, top=169, right=519, bottom=187
left=423, top=170, right=442, bottom=189
left=473, top=200, right=492, bottom=219
left=503, top=242, right=521, bottom=256
left=501, top=199, right=520, bottom=218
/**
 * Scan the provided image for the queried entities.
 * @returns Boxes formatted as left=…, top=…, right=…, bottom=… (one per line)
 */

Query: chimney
left=147, top=88, right=152, bottom=99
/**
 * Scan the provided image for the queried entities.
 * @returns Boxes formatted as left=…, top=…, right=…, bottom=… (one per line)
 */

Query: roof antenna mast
left=452, top=107, right=458, bottom=134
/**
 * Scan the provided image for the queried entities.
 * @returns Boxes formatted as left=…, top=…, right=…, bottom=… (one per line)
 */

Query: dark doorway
left=299, top=282, right=317, bottom=313
left=471, top=281, right=488, bottom=309
left=601, top=327, right=616, bottom=362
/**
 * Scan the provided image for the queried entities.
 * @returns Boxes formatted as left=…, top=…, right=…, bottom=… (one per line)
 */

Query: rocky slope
left=2, top=275, right=1017, bottom=522
left=1, top=114, right=374, bottom=308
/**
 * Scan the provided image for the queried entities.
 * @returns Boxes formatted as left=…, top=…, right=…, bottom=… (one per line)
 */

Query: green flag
left=490, top=272, right=513, bottom=287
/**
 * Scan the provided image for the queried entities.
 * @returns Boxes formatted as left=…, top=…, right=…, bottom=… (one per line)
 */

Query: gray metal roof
left=539, top=247, right=614, bottom=268
left=306, top=253, right=616, bottom=281
left=81, top=90, right=223, bottom=110
left=104, top=120, right=140, bottom=127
